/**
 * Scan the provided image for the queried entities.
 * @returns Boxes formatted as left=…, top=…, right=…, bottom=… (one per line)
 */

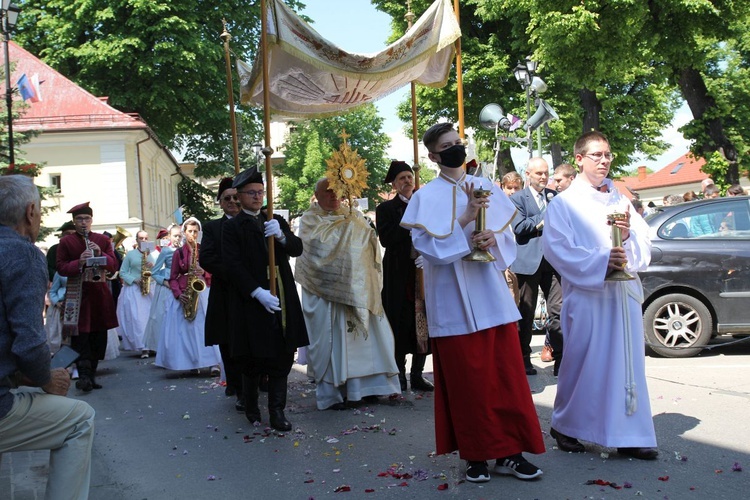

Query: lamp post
left=513, top=56, right=549, bottom=158
left=2, top=1, right=20, bottom=168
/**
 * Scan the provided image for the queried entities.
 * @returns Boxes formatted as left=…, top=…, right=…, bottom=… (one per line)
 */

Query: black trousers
left=219, top=343, right=243, bottom=393
left=516, top=258, right=564, bottom=361
left=71, top=330, right=107, bottom=362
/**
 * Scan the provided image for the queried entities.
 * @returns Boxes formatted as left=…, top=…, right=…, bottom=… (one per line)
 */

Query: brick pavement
left=0, top=450, right=49, bottom=500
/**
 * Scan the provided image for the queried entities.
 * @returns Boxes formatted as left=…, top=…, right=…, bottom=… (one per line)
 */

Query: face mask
left=437, top=144, right=466, bottom=169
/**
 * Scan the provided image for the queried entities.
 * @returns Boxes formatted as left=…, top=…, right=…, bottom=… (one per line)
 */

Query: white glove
left=264, top=219, right=284, bottom=239
left=251, top=287, right=281, bottom=313
left=414, top=255, right=425, bottom=269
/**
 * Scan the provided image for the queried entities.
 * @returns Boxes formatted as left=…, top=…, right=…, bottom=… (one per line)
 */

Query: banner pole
left=220, top=20, right=241, bottom=175
left=260, top=0, right=277, bottom=294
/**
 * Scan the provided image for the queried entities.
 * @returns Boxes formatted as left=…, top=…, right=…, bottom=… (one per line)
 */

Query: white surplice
left=541, top=176, right=657, bottom=448
left=400, top=173, right=521, bottom=336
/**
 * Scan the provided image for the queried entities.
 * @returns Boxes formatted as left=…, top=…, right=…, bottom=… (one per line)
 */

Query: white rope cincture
left=620, top=281, right=640, bottom=416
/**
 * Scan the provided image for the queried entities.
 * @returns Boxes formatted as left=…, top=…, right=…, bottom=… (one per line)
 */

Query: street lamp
left=2, top=0, right=20, bottom=168
left=513, top=57, right=557, bottom=158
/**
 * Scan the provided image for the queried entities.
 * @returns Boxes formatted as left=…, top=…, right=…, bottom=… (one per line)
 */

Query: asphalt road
left=9, top=335, right=749, bottom=499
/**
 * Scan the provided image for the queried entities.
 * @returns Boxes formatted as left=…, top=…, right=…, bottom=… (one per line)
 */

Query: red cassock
left=56, top=232, right=119, bottom=333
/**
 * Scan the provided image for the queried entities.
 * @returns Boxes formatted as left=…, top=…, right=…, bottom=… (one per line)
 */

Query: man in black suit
left=222, top=167, right=309, bottom=431
left=200, top=177, right=244, bottom=410
left=510, top=157, right=564, bottom=376
left=376, top=160, right=433, bottom=392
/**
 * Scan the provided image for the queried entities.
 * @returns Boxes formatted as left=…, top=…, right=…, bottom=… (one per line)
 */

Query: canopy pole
left=220, top=20, right=241, bottom=175
left=453, top=0, right=465, bottom=141
left=260, top=0, right=277, bottom=294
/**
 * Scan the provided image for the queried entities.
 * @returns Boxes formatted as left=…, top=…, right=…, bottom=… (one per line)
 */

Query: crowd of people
left=7, top=123, right=748, bottom=496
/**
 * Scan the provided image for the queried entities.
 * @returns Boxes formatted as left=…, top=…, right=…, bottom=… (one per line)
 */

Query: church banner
left=238, top=0, right=461, bottom=119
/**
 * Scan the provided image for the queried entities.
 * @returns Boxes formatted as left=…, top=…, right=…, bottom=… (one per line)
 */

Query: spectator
left=0, top=174, right=96, bottom=499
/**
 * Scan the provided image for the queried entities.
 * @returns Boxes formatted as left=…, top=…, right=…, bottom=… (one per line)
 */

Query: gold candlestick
left=605, top=212, right=635, bottom=281
left=463, top=188, right=496, bottom=263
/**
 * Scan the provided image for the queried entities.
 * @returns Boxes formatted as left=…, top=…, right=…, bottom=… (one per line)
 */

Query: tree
left=373, top=0, right=679, bottom=175
left=276, top=104, right=391, bottom=218
left=13, top=0, right=305, bottom=179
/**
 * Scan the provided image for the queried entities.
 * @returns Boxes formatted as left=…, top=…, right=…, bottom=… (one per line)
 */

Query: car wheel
left=643, top=293, right=712, bottom=358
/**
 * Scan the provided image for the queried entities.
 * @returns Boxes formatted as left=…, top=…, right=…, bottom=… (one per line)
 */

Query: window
left=50, top=174, right=61, bottom=193
left=659, top=199, right=750, bottom=239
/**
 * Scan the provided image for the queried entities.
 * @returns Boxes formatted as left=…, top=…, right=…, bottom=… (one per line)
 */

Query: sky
left=299, top=0, right=691, bottom=172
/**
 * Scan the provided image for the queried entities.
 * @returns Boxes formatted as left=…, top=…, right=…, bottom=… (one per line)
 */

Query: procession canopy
left=238, top=0, right=461, bottom=119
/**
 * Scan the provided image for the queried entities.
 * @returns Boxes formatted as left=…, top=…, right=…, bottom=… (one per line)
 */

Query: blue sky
left=298, top=0, right=690, bottom=172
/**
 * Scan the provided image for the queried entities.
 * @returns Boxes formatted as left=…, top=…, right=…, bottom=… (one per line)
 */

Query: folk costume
left=57, top=202, right=118, bottom=391
left=143, top=243, right=176, bottom=352
left=296, top=201, right=400, bottom=410
left=376, top=160, right=432, bottom=392
left=155, top=219, right=221, bottom=371
left=45, top=272, right=67, bottom=354
left=541, top=176, right=657, bottom=448
left=116, top=247, right=155, bottom=353
left=400, top=172, right=545, bottom=462
left=222, top=167, right=308, bottom=431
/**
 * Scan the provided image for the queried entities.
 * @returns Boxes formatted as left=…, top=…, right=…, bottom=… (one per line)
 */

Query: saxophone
left=182, top=239, right=206, bottom=321
left=140, top=251, right=152, bottom=296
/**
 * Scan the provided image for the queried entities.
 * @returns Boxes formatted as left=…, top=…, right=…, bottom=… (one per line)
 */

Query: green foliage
left=13, top=0, right=304, bottom=178
left=700, top=151, right=731, bottom=193
left=276, top=104, right=390, bottom=218
left=177, top=176, right=216, bottom=224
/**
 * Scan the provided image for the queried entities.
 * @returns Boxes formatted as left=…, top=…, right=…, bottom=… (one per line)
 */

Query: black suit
left=376, top=195, right=430, bottom=385
left=510, top=187, right=564, bottom=369
left=200, top=215, right=242, bottom=394
left=222, top=210, right=309, bottom=426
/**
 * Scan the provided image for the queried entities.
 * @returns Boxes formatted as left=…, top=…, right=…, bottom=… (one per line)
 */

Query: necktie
left=537, top=192, right=546, bottom=213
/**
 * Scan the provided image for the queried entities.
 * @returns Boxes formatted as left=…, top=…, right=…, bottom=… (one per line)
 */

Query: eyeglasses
left=222, top=195, right=239, bottom=202
left=585, top=152, right=615, bottom=162
left=238, top=190, right=264, bottom=197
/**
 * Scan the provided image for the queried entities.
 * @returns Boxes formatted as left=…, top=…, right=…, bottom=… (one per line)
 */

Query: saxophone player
left=116, top=230, right=156, bottom=359
left=155, top=218, right=221, bottom=374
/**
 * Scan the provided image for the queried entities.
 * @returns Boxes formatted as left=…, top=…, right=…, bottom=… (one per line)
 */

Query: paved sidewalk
left=0, top=450, right=49, bottom=500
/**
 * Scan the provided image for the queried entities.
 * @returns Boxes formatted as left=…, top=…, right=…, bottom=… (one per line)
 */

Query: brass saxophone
left=182, top=239, right=206, bottom=321
left=140, top=251, right=152, bottom=296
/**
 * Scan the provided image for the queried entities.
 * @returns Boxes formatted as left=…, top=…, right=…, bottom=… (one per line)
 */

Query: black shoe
left=410, top=375, right=435, bottom=392
left=91, top=381, right=103, bottom=390
left=225, top=386, right=237, bottom=397
left=245, top=411, right=261, bottom=424
left=617, top=447, right=659, bottom=460
left=327, top=402, right=348, bottom=411
left=398, top=373, right=407, bottom=392
left=494, top=454, right=543, bottom=480
left=525, top=363, right=538, bottom=376
left=235, top=398, right=246, bottom=412
left=550, top=428, right=585, bottom=453
left=76, top=377, right=93, bottom=393
left=269, top=410, right=292, bottom=432
left=465, top=461, right=490, bottom=483
left=362, top=395, right=379, bottom=403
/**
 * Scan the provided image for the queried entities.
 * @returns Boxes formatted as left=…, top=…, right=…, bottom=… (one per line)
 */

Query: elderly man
left=296, top=178, right=401, bottom=410
left=376, top=160, right=433, bottom=392
left=57, top=202, right=119, bottom=392
left=223, top=167, right=308, bottom=431
left=510, top=157, right=564, bottom=376
left=0, top=175, right=96, bottom=499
